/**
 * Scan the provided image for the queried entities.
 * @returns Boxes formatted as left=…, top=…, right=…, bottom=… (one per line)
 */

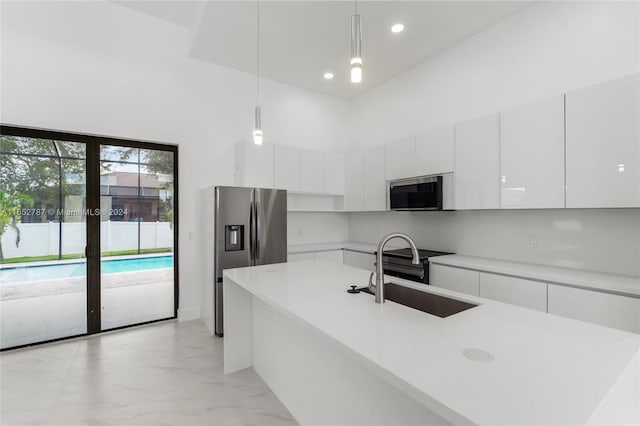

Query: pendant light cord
left=256, top=0, right=260, bottom=104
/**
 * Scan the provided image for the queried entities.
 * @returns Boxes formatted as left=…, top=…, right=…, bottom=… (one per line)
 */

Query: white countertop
left=224, top=260, right=640, bottom=426
left=288, top=241, right=394, bottom=254
left=430, top=254, right=640, bottom=297
left=288, top=242, right=640, bottom=297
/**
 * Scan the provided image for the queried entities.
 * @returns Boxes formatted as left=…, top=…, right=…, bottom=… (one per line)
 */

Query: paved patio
left=1, top=269, right=174, bottom=349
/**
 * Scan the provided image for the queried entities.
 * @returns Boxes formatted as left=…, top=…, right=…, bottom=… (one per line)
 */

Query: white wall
left=348, top=210, right=640, bottom=277
left=349, top=1, right=640, bottom=149
left=287, top=212, right=349, bottom=246
left=0, top=1, right=350, bottom=321
left=347, top=1, right=640, bottom=277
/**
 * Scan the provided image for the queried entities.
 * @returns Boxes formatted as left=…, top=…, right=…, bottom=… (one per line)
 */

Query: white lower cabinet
left=547, top=285, right=640, bottom=334
left=343, top=250, right=376, bottom=272
left=479, top=273, right=547, bottom=312
left=429, top=264, right=479, bottom=296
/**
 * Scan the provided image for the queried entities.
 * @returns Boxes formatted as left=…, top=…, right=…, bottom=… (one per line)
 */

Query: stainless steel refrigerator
left=214, top=186, right=287, bottom=336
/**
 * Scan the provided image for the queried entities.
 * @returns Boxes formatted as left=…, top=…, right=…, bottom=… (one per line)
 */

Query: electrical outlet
left=529, top=235, right=539, bottom=249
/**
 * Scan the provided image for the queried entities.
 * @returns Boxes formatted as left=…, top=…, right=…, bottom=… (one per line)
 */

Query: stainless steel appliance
left=379, top=248, right=452, bottom=284
left=214, top=186, right=287, bottom=336
left=388, top=173, right=453, bottom=211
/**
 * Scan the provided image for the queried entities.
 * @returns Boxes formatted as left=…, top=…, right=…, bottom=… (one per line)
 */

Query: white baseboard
left=178, top=306, right=201, bottom=322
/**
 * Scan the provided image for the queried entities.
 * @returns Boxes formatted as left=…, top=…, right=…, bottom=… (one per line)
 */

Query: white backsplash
left=287, top=212, right=349, bottom=246
left=348, top=209, right=640, bottom=277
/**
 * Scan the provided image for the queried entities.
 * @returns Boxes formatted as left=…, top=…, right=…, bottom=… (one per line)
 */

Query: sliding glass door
left=0, top=126, right=178, bottom=350
left=0, top=135, right=88, bottom=349
left=99, top=145, right=175, bottom=330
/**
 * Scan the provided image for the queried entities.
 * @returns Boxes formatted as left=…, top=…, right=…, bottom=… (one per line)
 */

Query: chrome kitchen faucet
left=373, top=233, right=420, bottom=303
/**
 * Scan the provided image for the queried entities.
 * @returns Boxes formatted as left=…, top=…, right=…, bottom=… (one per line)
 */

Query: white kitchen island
left=223, top=260, right=639, bottom=426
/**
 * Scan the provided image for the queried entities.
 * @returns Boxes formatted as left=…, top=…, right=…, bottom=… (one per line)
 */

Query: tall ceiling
left=115, top=1, right=534, bottom=100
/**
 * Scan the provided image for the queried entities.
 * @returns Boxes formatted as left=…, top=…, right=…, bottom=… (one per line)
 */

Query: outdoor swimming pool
left=0, top=255, right=173, bottom=283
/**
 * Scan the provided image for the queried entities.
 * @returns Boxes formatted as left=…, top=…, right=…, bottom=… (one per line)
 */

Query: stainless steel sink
left=359, top=283, right=477, bottom=318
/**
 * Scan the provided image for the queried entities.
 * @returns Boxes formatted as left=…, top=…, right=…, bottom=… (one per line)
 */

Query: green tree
left=0, top=190, right=32, bottom=262
left=0, top=136, right=86, bottom=222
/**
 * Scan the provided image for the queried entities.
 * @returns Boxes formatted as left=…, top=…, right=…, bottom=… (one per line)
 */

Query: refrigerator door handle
left=249, top=201, right=256, bottom=261
left=254, top=201, right=260, bottom=260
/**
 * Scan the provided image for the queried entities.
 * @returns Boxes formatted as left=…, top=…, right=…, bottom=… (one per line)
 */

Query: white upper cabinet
left=235, top=141, right=274, bottom=188
left=454, top=114, right=501, bottom=210
left=364, top=145, right=386, bottom=211
left=274, top=145, right=301, bottom=191
left=415, top=125, right=455, bottom=176
left=299, top=149, right=324, bottom=193
left=345, top=151, right=365, bottom=211
left=384, top=136, right=416, bottom=181
left=500, top=95, right=565, bottom=209
left=324, top=152, right=346, bottom=195
left=566, top=73, right=640, bottom=208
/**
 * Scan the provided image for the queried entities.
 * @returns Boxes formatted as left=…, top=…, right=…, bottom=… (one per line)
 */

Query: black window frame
left=0, top=124, right=179, bottom=349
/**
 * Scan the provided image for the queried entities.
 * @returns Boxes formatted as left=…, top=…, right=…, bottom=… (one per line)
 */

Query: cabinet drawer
left=548, top=285, right=640, bottom=333
left=479, top=273, right=547, bottom=312
left=429, top=264, right=479, bottom=296
left=343, top=250, right=375, bottom=272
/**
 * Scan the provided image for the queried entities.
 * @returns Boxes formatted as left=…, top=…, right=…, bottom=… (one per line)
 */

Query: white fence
left=1, top=222, right=173, bottom=259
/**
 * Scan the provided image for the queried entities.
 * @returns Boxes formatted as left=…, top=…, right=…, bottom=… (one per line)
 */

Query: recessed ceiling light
left=323, top=72, right=334, bottom=80
left=391, top=23, right=404, bottom=33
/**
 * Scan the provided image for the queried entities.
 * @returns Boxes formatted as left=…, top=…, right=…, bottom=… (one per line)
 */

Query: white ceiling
left=115, top=1, right=534, bottom=100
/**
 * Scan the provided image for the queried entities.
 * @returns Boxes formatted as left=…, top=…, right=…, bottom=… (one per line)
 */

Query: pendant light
left=350, top=0, right=362, bottom=84
left=253, top=0, right=263, bottom=145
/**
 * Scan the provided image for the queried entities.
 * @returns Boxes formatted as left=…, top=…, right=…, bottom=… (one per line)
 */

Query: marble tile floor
left=0, top=319, right=299, bottom=426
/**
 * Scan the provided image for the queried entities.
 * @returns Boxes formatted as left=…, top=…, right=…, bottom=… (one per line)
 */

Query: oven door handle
left=379, top=261, right=425, bottom=278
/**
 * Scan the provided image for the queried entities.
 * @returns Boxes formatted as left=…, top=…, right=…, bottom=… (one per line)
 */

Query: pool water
left=0, top=255, right=173, bottom=283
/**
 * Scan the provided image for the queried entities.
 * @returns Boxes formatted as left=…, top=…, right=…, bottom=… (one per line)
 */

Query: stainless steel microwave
left=388, top=173, right=453, bottom=211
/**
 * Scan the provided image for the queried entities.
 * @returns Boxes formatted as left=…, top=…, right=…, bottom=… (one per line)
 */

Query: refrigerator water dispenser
left=225, top=225, right=244, bottom=251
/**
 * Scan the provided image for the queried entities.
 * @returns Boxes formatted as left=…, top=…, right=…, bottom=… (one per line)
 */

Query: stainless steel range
left=378, top=248, right=453, bottom=284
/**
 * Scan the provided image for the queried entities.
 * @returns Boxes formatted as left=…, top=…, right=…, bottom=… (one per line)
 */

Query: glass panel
left=54, top=140, right=86, bottom=159
left=100, top=145, right=138, bottom=163
left=100, top=145, right=174, bottom=330
left=0, top=135, right=57, bottom=156
left=0, top=138, right=87, bottom=349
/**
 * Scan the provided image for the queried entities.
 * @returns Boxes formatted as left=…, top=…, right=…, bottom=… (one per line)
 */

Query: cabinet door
left=274, top=145, right=301, bottom=191
left=384, top=136, right=415, bottom=181
left=455, top=114, right=501, bottom=210
left=343, top=250, right=375, bottom=272
left=235, top=141, right=274, bottom=188
left=345, top=151, right=364, bottom=211
left=300, top=149, right=324, bottom=193
left=315, top=250, right=344, bottom=263
left=415, top=125, right=454, bottom=176
left=324, top=152, right=346, bottom=195
left=429, top=264, right=479, bottom=296
left=479, top=273, right=547, bottom=312
left=566, top=73, right=640, bottom=208
left=548, top=285, right=640, bottom=333
left=364, top=145, right=386, bottom=211
left=501, top=95, right=565, bottom=209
